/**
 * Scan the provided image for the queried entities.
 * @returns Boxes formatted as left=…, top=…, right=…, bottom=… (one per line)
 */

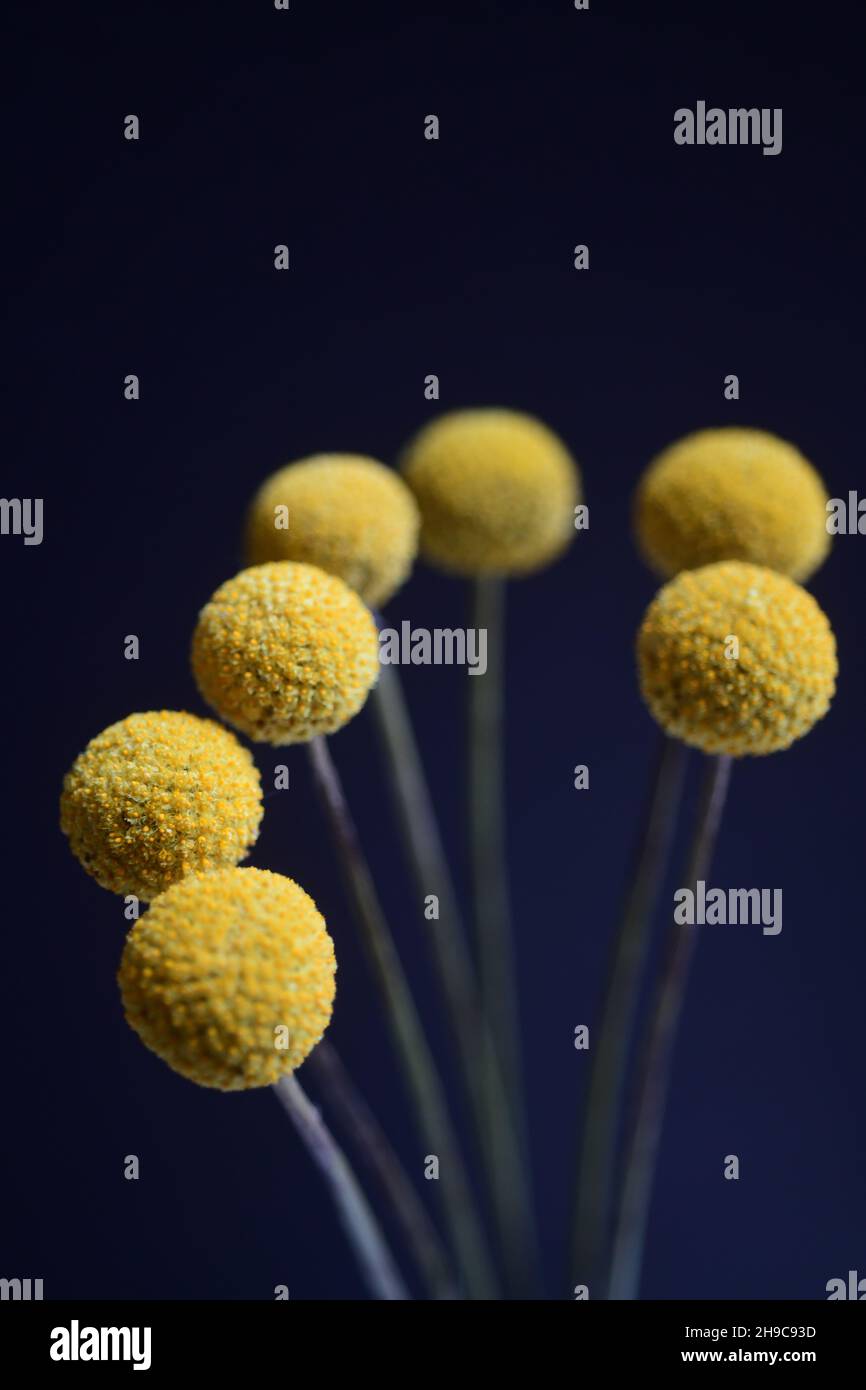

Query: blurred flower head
left=634, top=427, right=830, bottom=582
left=401, top=408, right=581, bottom=577
left=244, top=454, right=420, bottom=608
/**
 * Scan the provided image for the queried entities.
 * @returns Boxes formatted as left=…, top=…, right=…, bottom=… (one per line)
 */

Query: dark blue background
left=2, top=0, right=864, bottom=1300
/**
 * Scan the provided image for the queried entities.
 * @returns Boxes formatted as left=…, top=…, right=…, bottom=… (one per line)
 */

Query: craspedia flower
left=634, top=427, right=830, bottom=582
left=244, top=454, right=420, bottom=608
left=191, top=561, right=379, bottom=744
left=401, top=408, right=581, bottom=576
left=637, top=561, right=837, bottom=756
left=60, top=711, right=263, bottom=900
left=118, top=867, right=336, bottom=1091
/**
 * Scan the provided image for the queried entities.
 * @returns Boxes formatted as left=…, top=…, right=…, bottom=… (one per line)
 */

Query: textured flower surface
left=119, top=867, right=337, bottom=1090
left=244, top=454, right=420, bottom=608
left=634, top=427, right=830, bottom=582
left=191, top=561, right=379, bottom=744
left=401, top=408, right=580, bottom=576
left=60, top=711, right=263, bottom=900
left=638, top=561, right=837, bottom=756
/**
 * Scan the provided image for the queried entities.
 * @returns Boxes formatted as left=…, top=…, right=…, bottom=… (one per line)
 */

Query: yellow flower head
left=637, top=561, right=837, bottom=756
left=634, top=427, right=830, bottom=582
left=118, top=867, right=336, bottom=1091
left=244, top=454, right=420, bottom=608
left=60, top=711, right=263, bottom=900
left=401, top=408, right=581, bottom=576
left=191, top=561, right=379, bottom=744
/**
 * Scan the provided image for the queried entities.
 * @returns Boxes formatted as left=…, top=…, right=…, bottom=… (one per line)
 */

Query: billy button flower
left=583, top=428, right=831, bottom=1258
left=637, top=560, right=837, bottom=757
left=60, top=710, right=263, bottom=900
left=118, top=866, right=336, bottom=1091
left=190, top=561, right=380, bottom=744
left=189, top=558, right=498, bottom=1298
left=634, top=427, right=831, bottom=583
left=120, top=865, right=409, bottom=1299
left=244, top=444, right=533, bottom=1293
left=244, top=454, right=420, bottom=609
left=603, top=560, right=838, bottom=1301
left=401, top=408, right=584, bottom=1295
left=401, top=407, right=581, bottom=577
left=575, top=559, right=838, bottom=1293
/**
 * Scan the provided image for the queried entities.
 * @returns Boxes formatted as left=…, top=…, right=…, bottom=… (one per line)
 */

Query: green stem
left=370, top=664, right=539, bottom=1296
left=607, top=754, right=733, bottom=1300
left=307, top=736, right=499, bottom=1300
left=467, top=578, right=530, bottom=1195
left=307, top=1040, right=458, bottom=1300
left=572, top=736, right=689, bottom=1294
left=273, top=1072, right=409, bottom=1301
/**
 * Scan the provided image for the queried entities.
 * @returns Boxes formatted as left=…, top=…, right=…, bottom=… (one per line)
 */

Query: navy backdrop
left=2, top=0, right=864, bottom=1299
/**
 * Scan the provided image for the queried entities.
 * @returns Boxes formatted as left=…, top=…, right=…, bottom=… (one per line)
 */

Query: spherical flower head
left=634, top=427, right=830, bottom=582
left=637, top=561, right=837, bottom=757
left=191, top=561, right=379, bottom=745
left=118, top=867, right=337, bottom=1090
left=401, top=408, right=581, bottom=577
left=244, top=454, right=420, bottom=608
left=60, top=711, right=263, bottom=900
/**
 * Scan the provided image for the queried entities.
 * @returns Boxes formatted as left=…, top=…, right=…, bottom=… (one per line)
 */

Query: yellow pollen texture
left=401, top=408, right=581, bottom=576
left=191, top=561, right=380, bottom=745
left=244, top=454, right=420, bottom=608
left=637, top=561, right=837, bottom=757
left=634, top=427, right=831, bottom=582
left=60, top=710, right=263, bottom=901
left=118, top=867, right=337, bottom=1091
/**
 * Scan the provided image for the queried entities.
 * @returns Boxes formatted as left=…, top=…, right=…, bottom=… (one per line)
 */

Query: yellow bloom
left=118, top=867, right=336, bottom=1090
left=637, top=561, right=837, bottom=756
left=244, top=454, right=420, bottom=608
left=191, top=561, right=379, bottom=744
left=634, top=427, right=830, bottom=582
left=401, top=408, right=581, bottom=576
left=60, top=711, right=263, bottom=900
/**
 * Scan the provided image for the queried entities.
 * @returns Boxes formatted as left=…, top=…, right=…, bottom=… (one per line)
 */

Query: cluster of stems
left=276, top=583, right=734, bottom=1301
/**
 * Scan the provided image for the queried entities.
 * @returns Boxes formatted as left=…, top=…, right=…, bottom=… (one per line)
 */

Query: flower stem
left=307, top=1039, right=458, bottom=1300
left=468, top=578, right=530, bottom=1190
left=572, top=736, right=689, bottom=1293
left=307, top=736, right=499, bottom=1300
left=370, top=663, right=539, bottom=1296
left=273, top=1072, right=409, bottom=1301
left=607, top=753, right=733, bottom=1300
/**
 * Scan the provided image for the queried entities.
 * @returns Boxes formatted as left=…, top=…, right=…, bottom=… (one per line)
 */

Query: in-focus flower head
left=118, top=866, right=337, bottom=1091
left=191, top=561, right=379, bottom=745
left=401, top=408, right=581, bottom=577
left=637, top=560, right=837, bottom=756
left=634, top=427, right=830, bottom=582
left=60, top=710, right=263, bottom=900
left=244, top=454, right=420, bottom=608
